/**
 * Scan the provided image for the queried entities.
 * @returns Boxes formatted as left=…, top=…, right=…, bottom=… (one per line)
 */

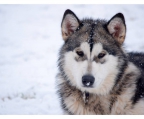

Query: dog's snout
left=82, top=75, right=95, bottom=87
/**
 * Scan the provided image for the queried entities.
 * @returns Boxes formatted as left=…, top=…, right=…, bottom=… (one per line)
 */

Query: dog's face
left=59, top=9, right=126, bottom=95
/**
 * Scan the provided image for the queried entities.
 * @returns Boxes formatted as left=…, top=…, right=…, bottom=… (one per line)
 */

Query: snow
left=0, top=4, right=144, bottom=115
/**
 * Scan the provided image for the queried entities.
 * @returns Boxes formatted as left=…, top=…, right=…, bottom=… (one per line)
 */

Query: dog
left=56, top=9, right=144, bottom=114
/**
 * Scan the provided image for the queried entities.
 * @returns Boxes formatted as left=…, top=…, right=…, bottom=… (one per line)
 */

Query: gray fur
left=56, top=9, right=144, bottom=115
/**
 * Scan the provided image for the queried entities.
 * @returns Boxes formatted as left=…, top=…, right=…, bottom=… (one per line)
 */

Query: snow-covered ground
left=0, top=4, right=144, bottom=115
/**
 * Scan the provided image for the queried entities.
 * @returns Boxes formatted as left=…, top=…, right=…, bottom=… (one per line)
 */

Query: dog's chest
left=63, top=92, right=110, bottom=114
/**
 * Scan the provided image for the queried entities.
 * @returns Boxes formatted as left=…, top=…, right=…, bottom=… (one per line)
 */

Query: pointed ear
left=61, top=9, right=80, bottom=41
left=107, top=13, right=126, bottom=45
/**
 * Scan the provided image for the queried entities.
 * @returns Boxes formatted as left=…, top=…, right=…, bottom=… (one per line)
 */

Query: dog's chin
left=76, top=85, right=97, bottom=94
left=82, top=86, right=94, bottom=88
left=76, top=84, right=110, bottom=95
left=73, top=80, right=111, bottom=95
left=74, top=78, right=106, bottom=94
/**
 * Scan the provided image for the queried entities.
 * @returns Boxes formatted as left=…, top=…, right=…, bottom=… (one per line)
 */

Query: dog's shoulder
left=128, top=52, right=144, bottom=70
left=127, top=52, right=144, bottom=106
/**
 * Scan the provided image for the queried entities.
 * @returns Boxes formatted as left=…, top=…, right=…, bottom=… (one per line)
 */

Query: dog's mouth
left=82, top=85, right=94, bottom=88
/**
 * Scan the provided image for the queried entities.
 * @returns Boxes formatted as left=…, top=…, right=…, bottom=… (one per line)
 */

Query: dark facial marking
left=98, top=52, right=106, bottom=59
left=75, top=55, right=87, bottom=62
left=88, top=23, right=96, bottom=52
left=93, top=51, right=106, bottom=64
left=93, top=55, right=106, bottom=64
left=76, top=51, right=84, bottom=57
left=75, top=50, right=87, bottom=62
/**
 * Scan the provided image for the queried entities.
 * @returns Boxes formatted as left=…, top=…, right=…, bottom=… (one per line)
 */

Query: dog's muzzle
left=82, top=75, right=95, bottom=87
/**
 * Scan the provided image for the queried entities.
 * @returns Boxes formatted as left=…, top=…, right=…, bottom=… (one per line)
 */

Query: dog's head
left=58, top=9, right=127, bottom=95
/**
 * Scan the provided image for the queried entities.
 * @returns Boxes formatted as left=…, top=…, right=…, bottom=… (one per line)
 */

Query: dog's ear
left=61, top=9, right=80, bottom=41
left=107, top=13, right=126, bottom=45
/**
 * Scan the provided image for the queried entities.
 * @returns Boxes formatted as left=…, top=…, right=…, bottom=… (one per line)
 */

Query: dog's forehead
left=64, top=19, right=116, bottom=53
left=77, top=20, right=108, bottom=52
left=80, top=42, right=103, bottom=56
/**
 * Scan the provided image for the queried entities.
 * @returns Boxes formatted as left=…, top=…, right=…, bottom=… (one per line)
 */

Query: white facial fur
left=63, top=42, right=119, bottom=95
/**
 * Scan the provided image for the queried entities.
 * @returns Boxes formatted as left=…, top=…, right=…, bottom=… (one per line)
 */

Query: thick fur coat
left=56, top=9, right=144, bottom=115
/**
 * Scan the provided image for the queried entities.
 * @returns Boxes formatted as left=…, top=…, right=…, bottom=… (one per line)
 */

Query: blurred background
left=0, top=4, right=144, bottom=114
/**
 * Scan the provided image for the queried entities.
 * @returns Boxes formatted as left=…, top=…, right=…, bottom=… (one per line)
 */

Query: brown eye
left=76, top=51, right=84, bottom=57
left=98, top=53, right=106, bottom=59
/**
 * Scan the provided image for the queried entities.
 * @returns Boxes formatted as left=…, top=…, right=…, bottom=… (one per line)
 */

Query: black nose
left=82, top=75, right=95, bottom=87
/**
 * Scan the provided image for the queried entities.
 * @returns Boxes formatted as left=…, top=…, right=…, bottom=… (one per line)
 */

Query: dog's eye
left=76, top=51, right=84, bottom=57
left=98, top=53, right=106, bottom=59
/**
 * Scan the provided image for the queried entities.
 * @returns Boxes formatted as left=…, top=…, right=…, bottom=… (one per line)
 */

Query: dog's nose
left=82, top=75, right=95, bottom=87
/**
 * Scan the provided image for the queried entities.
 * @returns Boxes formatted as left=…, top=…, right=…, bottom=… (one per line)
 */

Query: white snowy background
left=0, top=4, right=144, bottom=115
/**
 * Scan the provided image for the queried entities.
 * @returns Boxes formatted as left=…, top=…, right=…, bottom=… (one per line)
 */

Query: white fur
left=91, top=43, right=103, bottom=58
left=63, top=42, right=90, bottom=87
left=64, top=42, right=119, bottom=95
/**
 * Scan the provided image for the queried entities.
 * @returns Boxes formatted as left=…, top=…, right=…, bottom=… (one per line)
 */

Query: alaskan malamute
left=56, top=9, right=144, bottom=114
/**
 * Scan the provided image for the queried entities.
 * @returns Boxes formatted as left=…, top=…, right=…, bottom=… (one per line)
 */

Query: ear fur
left=107, top=13, right=126, bottom=45
left=61, top=9, right=80, bottom=41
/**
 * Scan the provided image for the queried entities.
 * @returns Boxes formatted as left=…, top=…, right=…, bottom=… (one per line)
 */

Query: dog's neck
left=83, top=91, right=90, bottom=104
